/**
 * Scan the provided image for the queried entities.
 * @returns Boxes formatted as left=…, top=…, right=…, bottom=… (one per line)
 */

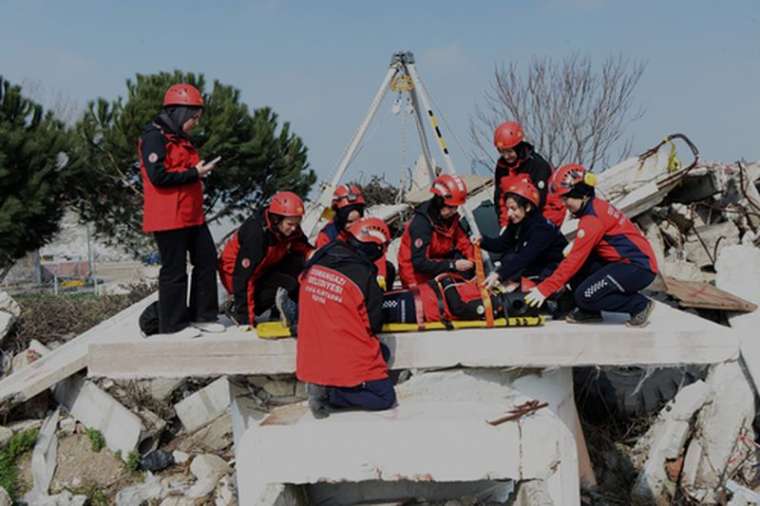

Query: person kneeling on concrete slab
left=218, top=191, right=313, bottom=326
left=524, top=164, right=658, bottom=327
left=297, top=217, right=396, bottom=418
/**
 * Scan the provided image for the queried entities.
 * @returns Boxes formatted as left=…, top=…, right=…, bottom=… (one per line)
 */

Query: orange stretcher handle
left=473, top=243, right=494, bottom=327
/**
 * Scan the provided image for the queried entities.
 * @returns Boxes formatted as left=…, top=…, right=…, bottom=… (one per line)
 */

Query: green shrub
left=85, top=428, right=106, bottom=452
left=0, top=428, right=39, bottom=498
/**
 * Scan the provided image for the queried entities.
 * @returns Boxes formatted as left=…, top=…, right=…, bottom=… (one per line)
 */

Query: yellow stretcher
left=255, top=315, right=544, bottom=339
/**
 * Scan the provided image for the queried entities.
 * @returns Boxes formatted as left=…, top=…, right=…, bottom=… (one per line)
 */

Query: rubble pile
left=0, top=135, right=759, bottom=504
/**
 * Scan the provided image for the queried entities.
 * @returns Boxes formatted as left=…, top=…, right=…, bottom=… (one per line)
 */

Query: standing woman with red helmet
left=492, top=121, right=566, bottom=228
left=218, top=191, right=313, bottom=325
left=397, top=174, right=475, bottom=287
left=524, top=164, right=658, bottom=327
left=479, top=177, right=568, bottom=291
left=139, top=83, right=222, bottom=337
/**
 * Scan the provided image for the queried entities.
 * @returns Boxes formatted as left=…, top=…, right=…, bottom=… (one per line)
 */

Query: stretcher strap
left=430, top=278, right=454, bottom=330
left=473, top=244, right=495, bottom=327
left=409, top=285, right=426, bottom=331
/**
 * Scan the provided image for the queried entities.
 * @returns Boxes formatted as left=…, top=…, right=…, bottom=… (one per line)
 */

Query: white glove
left=524, top=287, right=547, bottom=308
left=484, top=272, right=501, bottom=289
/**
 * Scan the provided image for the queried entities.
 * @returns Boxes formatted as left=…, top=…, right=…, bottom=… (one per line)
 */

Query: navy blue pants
left=327, top=377, right=397, bottom=411
left=571, top=260, right=655, bottom=315
left=326, top=343, right=396, bottom=411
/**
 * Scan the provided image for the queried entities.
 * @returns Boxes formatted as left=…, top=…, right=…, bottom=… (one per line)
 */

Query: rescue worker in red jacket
left=297, top=217, right=396, bottom=418
left=492, top=121, right=566, bottom=228
left=479, top=176, right=568, bottom=292
left=139, top=83, right=221, bottom=337
left=218, top=191, right=313, bottom=325
left=397, top=174, right=475, bottom=287
left=315, top=184, right=396, bottom=289
left=524, top=164, right=658, bottom=327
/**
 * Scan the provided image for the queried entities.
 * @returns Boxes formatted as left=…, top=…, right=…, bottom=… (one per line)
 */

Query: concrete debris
left=726, top=480, right=760, bottom=504
left=214, top=474, right=237, bottom=506
left=0, top=487, right=10, bottom=506
left=26, top=490, right=88, bottom=506
left=53, top=375, right=145, bottom=458
left=511, top=480, right=555, bottom=506
left=11, top=339, right=50, bottom=373
left=58, top=417, right=77, bottom=435
left=23, top=408, right=61, bottom=504
left=187, top=454, right=232, bottom=498
left=0, top=291, right=21, bottom=343
left=172, top=450, right=190, bottom=464
left=175, top=376, right=232, bottom=433
left=0, top=426, right=12, bottom=448
left=149, top=377, right=187, bottom=401
left=115, top=472, right=165, bottom=506
left=159, top=497, right=196, bottom=506
left=631, top=380, right=711, bottom=503
left=177, top=412, right=233, bottom=453
left=681, top=361, right=755, bottom=503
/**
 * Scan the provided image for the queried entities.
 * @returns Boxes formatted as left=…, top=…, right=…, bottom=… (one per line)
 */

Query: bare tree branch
left=470, top=53, right=646, bottom=171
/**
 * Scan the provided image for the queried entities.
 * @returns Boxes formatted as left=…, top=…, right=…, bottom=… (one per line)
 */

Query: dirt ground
left=17, top=433, right=140, bottom=497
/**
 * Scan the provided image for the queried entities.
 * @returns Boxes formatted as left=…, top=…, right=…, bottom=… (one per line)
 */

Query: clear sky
left=1, top=0, right=758, bottom=187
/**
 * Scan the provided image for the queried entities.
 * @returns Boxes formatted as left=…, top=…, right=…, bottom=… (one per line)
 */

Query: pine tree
left=0, top=77, right=80, bottom=280
left=71, top=71, right=316, bottom=255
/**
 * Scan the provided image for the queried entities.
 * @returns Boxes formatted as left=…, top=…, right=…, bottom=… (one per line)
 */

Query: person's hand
left=524, top=287, right=547, bottom=308
left=471, top=237, right=481, bottom=247
left=455, top=259, right=474, bottom=272
left=196, top=156, right=221, bottom=178
left=484, top=272, right=501, bottom=289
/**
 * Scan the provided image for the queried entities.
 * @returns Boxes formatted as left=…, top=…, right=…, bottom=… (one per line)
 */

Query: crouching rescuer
left=218, top=191, right=313, bottom=325
left=297, top=217, right=396, bottom=418
left=524, top=164, right=658, bottom=327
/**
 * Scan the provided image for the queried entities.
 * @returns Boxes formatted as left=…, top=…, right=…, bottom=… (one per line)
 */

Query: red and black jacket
left=493, top=143, right=565, bottom=228
left=480, top=209, right=568, bottom=283
left=218, top=211, right=312, bottom=324
left=138, top=119, right=204, bottom=233
left=397, top=201, right=475, bottom=287
left=296, top=241, right=387, bottom=387
left=537, top=197, right=659, bottom=297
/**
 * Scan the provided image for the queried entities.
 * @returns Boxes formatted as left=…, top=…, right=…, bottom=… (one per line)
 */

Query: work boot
left=307, top=384, right=331, bottom=419
left=150, top=326, right=201, bottom=339
left=626, top=299, right=655, bottom=328
left=275, top=287, right=298, bottom=334
left=191, top=321, right=226, bottom=333
left=565, top=308, right=603, bottom=324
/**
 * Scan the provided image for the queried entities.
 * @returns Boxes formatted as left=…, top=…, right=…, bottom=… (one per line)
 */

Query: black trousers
left=233, top=252, right=304, bottom=323
left=154, top=224, right=219, bottom=333
left=569, top=256, right=655, bottom=315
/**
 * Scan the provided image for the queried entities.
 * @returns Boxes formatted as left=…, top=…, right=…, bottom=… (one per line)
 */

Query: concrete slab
left=232, top=368, right=579, bottom=506
left=175, top=377, right=231, bottom=433
left=88, top=302, right=739, bottom=379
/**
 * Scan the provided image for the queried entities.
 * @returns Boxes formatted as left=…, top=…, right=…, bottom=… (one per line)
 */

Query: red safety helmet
left=430, top=174, right=467, bottom=206
left=268, top=191, right=305, bottom=217
left=502, top=176, right=540, bottom=207
left=163, top=84, right=204, bottom=107
left=550, top=164, right=594, bottom=197
left=493, top=121, right=525, bottom=150
left=347, top=217, right=390, bottom=246
left=331, top=184, right=366, bottom=210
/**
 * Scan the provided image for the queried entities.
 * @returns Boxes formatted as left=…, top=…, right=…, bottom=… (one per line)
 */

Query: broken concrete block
left=58, top=417, right=77, bottom=435
left=512, top=480, right=555, bottom=506
left=255, top=484, right=306, bottom=506
left=23, top=408, right=60, bottom=504
left=54, top=375, right=145, bottom=458
left=172, top=450, right=190, bottom=464
left=215, top=474, right=237, bottom=506
left=8, top=418, right=43, bottom=434
left=262, top=378, right=296, bottom=398
left=178, top=412, right=233, bottom=453
left=115, top=472, right=165, bottom=506
left=632, top=381, right=711, bottom=503
left=175, top=376, right=231, bottom=433
left=682, top=361, right=755, bottom=499
left=0, top=291, right=20, bottom=343
left=187, top=454, right=231, bottom=498
left=685, top=221, right=741, bottom=268
left=11, top=339, right=50, bottom=373
left=0, top=426, right=12, bottom=448
left=159, top=497, right=195, bottom=506
left=149, top=378, right=186, bottom=401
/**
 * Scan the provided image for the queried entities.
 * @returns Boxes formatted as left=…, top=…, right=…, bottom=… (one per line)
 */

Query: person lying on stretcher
left=381, top=272, right=542, bottom=327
